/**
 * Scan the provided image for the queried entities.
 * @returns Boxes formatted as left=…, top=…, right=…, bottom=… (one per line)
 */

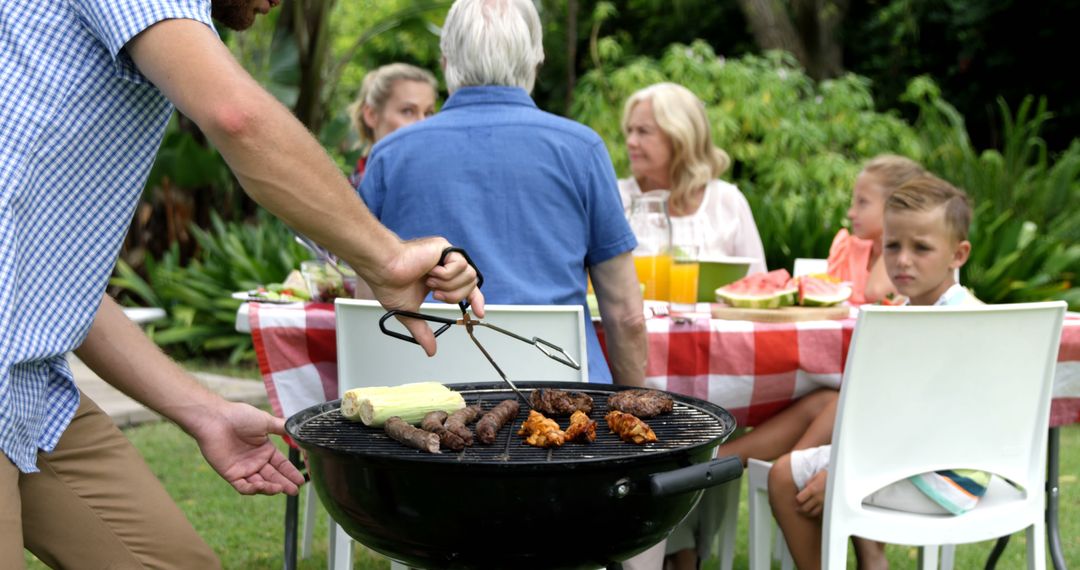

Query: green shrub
left=111, top=212, right=311, bottom=364
left=572, top=41, right=1078, bottom=308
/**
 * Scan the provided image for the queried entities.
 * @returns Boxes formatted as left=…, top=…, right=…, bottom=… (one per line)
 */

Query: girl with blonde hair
left=619, top=82, right=767, bottom=275
left=347, top=63, right=438, bottom=186
left=827, top=154, right=928, bottom=304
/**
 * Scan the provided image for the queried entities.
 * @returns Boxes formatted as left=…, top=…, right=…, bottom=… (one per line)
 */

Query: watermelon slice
left=797, top=275, right=851, bottom=307
left=716, top=269, right=798, bottom=309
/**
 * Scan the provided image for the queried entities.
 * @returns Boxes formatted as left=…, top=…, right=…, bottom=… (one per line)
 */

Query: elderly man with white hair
left=359, top=0, right=647, bottom=391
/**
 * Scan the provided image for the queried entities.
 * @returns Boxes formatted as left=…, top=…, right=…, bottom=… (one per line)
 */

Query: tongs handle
left=376, top=247, right=484, bottom=345
left=443, top=247, right=483, bottom=313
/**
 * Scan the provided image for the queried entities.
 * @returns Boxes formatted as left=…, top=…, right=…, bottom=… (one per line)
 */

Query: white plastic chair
left=793, top=257, right=828, bottom=277
left=318, top=299, right=590, bottom=570
left=820, top=302, right=1066, bottom=569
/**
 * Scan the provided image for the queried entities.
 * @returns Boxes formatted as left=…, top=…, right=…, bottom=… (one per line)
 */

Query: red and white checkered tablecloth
left=246, top=302, right=1080, bottom=428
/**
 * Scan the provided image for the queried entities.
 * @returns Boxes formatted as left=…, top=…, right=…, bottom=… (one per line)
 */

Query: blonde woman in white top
left=618, top=82, right=766, bottom=570
left=619, top=82, right=767, bottom=276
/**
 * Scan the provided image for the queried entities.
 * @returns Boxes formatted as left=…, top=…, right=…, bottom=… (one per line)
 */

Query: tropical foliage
left=112, top=213, right=311, bottom=363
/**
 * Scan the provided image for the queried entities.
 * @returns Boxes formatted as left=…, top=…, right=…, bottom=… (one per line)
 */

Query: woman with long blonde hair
left=347, top=63, right=438, bottom=187
left=620, top=82, right=766, bottom=275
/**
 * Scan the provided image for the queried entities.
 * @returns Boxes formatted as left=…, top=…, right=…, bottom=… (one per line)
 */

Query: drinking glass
left=670, top=245, right=700, bottom=306
left=627, top=192, right=672, bottom=301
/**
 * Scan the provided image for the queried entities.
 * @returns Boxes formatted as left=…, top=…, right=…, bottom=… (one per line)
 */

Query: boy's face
left=882, top=206, right=971, bottom=306
left=847, top=172, right=886, bottom=241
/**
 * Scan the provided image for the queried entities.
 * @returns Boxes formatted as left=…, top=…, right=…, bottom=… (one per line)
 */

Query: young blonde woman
left=347, top=63, right=438, bottom=187
left=619, top=82, right=767, bottom=276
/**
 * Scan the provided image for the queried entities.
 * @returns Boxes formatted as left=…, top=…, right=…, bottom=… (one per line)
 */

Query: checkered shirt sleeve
left=0, top=1, right=213, bottom=473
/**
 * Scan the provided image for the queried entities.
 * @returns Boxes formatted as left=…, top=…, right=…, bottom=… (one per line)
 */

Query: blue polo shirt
left=359, top=86, right=636, bottom=383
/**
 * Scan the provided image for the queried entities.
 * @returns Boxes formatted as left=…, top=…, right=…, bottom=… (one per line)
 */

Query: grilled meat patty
left=529, top=388, right=594, bottom=416
left=606, top=389, right=673, bottom=418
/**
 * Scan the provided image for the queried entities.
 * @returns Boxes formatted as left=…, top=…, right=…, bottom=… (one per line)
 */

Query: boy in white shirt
left=768, top=174, right=979, bottom=570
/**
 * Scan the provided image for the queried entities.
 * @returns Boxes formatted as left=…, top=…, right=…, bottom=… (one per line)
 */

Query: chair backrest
left=826, top=302, right=1065, bottom=515
left=793, top=258, right=828, bottom=277
left=335, top=299, right=589, bottom=394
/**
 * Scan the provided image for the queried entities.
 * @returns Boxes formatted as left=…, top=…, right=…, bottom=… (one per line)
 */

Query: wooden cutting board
left=710, top=304, right=852, bottom=322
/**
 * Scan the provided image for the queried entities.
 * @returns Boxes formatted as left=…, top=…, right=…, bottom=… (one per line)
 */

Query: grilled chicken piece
left=517, top=410, right=566, bottom=448
left=529, top=388, right=593, bottom=416
left=605, top=410, right=658, bottom=445
left=607, top=389, right=673, bottom=418
left=564, top=410, right=596, bottom=443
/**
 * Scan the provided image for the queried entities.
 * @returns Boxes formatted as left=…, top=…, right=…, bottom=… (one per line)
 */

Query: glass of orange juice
left=634, top=253, right=672, bottom=301
left=669, top=246, right=699, bottom=306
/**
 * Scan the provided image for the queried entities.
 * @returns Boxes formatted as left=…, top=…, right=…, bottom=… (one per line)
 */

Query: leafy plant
left=111, top=212, right=311, bottom=364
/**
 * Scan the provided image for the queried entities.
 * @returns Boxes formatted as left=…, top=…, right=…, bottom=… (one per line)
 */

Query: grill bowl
left=287, top=382, right=738, bottom=570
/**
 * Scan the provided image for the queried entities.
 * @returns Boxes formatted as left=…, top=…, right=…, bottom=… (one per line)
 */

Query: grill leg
left=284, top=447, right=301, bottom=570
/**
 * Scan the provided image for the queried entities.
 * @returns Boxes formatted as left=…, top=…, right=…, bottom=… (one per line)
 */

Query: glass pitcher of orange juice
left=628, top=192, right=672, bottom=301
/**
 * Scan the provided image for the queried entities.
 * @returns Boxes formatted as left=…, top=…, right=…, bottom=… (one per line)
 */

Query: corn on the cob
left=340, top=382, right=465, bottom=427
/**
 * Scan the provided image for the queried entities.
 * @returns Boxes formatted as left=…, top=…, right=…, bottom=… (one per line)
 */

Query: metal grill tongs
left=377, top=248, right=580, bottom=407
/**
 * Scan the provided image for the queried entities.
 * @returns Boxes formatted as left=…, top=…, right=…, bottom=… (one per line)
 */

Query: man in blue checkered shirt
left=0, top=1, right=484, bottom=567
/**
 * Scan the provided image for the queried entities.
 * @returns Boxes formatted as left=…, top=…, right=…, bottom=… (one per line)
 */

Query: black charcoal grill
left=287, top=381, right=741, bottom=570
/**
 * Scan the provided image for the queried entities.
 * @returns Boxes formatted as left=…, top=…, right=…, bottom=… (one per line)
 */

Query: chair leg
left=940, top=544, right=955, bottom=570
left=1027, top=522, right=1047, bottom=570
left=822, top=531, right=850, bottom=570
left=918, top=545, right=939, bottom=570
left=716, top=475, right=742, bottom=570
left=747, top=459, right=774, bottom=570
left=329, top=521, right=353, bottom=570
left=300, top=483, right=318, bottom=559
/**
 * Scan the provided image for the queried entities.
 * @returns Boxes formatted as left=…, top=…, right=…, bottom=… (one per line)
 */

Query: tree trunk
left=736, top=0, right=847, bottom=80
left=564, top=0, right=578, bottom=115
left=792, top=0, right=847, bottom=79
left=736, top=0, right=808, bottom=65
left=287, top=0, right=336, bottom=133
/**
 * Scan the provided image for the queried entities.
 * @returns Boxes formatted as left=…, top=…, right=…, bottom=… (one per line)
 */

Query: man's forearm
left=74, top=295, right=224, bottom=435
left=605, top=315, right=647, bottom=387
left=590, top=253, right=647, bottom=387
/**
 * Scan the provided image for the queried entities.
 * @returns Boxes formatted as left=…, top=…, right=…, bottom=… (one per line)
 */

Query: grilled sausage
left=444, top=404, right=482, bottom=446
left=385, top=416, right=441, bottom=453
left=476, top=399, right=520, bottom=444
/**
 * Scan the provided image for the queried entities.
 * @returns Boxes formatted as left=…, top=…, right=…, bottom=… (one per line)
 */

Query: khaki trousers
left=0, top=392, right=220, bottom=569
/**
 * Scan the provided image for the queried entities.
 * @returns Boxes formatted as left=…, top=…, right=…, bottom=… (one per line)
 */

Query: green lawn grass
left=25, top=418, right=1080, bottom=569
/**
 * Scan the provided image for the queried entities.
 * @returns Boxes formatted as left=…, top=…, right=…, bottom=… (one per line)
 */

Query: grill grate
left=294, top=386, right=734, bottom=464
